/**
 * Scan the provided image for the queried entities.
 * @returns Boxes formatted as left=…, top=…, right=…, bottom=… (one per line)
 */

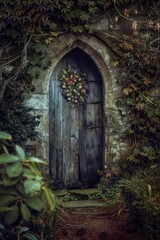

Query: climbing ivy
left=110, top=33, right=160, bottom=165
left=0, top=0, right=156, bottom=101
left=0, top=0, right=160, bottom=167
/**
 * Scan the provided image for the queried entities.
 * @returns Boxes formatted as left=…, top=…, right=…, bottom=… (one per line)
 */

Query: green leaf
left=2, top=145, right=9, bottom=153
left=49, top=23, right=57, bottom=31
left=27, top=157, right=46, bottom=164
left=27, top=163, right=41, bottom=176
left=0, top=223, right=5, bottom=230
left=26, top=66, right=40, bottom=78
left=16, top=183, right=26, bottom=196
left=0, top=195, right=16, bottom=207
left=0, top=131, right=12, bottom=140
left=23, top=179, right=41, bottom=196
left=133, top=148, right=140, bottom=155
left=0, top=186, right=18, bottom=196
left=24, top=233, right=38, bottom=240
left=63, top=69, right=67, bottom=74
left=0, top=153, right=20, bottom=164
left=3, top=174, right=20, bottom=186
left=23, top=168, right=43, bottom=181
left=34, top=43, right=46, bottom=53
left=43, top=186, right=56, bottom=211
left=15, top=145, right=25, bottom=160
left=6, top=162, right=23, bottom=178
left=26, top=197, right=45, bottom=211
left=0, top=207, right=12, bottom=213
left=4, top=206, right=19, bottom=225
left=20, top=203, right=31, bottom=221
left=19, top=227, right=29, bottom=234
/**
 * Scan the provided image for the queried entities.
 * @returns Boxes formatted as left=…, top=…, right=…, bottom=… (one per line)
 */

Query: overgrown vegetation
left=0, top=0, right=160, bottom=239
left=0, top=131, right=56, bottom=239
left=111, top=33, right=160, bottom=165
left=118, top=166, right=160, bottom=239
left=0, top=101, right=40, bottom=148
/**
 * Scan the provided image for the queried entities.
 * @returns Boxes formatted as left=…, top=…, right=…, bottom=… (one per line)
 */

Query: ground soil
left=54, top=205, right=149, bottom=240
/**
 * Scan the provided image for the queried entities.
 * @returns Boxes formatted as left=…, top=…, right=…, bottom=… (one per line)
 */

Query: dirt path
left=54, top=205, right=149, bottom=240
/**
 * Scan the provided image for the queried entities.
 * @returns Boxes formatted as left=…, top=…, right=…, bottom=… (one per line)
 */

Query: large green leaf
left=43, top=186, right=56, bottom=211
left=0, top=195, right=16, bottom=206
left=6, top=162, right=23, bottom=178
left=0, top=132, right=12, bottom=140
left=0, top=206, right=12, bottom=213
left=4, top=206, right=19, bottom=225
left=0, top=153, right=20, bottom=164
left=23, top=179, right=41, bottom=196
left=0, top=186, right=18, bottom=196
left=16, top=183, right=26, bottom=196
left=27, top=157, right=46, bottom=164
left=15, top=145, right=25, bottom=160
left=26, top=197, right=45, bottom=211
left=27, top=163, right=42, bottom=176
left=23, top=168, right=43, bottom=181
left=3, top=174, right=20, bottom=186
left=20, top=203, right=31, bottom=221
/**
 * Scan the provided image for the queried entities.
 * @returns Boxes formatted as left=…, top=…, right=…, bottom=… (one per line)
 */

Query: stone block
left=25, top=94, right=49, bottom=110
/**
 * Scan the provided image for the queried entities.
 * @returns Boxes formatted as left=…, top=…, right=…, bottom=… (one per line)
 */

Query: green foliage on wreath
left=59, top=68, right=88, bottom=107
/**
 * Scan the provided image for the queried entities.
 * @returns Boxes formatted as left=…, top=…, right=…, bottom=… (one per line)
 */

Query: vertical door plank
left=54, top=66, right=63, bottom=182
left=62, top=96, right=71, bottom=185
left=70, top=107, right=79, bottom=184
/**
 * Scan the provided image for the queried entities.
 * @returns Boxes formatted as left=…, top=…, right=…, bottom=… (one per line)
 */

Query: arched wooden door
left=49, top=48, right=103, bottom=188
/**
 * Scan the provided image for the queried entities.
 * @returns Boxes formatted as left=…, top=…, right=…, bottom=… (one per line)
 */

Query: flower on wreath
left=59, top=67, right=88, bottom=106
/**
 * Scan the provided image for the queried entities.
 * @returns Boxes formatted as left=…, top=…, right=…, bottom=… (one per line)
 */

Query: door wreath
left=59, top=67, right=88, bottom=107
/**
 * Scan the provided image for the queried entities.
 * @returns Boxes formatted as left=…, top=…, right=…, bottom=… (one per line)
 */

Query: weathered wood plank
left=55, top=65, right=63, bottom=182
left=85, top=103, right=102, bottom=128
left=87, top=82, right=103, bottom=103
left=70, top=107, right=79, bottom=184
left=79, top=105, right=88, bottom=183
left=62, top=94, right=71, bottom=185
left=86, top=128, right=103, bottom=184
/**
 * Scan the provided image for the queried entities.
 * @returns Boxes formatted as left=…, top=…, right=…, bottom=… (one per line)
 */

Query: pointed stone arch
left=25, top=33, right=126, bottom=185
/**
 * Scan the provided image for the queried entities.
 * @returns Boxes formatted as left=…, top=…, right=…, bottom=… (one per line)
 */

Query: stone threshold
left=54, top=188, right=100, bottom=196
left=59, top=200, right=109, bottom=208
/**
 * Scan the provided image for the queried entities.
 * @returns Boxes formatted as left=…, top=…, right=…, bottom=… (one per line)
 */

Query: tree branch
left=0, top=35, right=32, bottom=102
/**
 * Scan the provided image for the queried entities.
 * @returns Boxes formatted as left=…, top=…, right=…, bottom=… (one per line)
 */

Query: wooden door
left=49, top=48, right=103, bottom=188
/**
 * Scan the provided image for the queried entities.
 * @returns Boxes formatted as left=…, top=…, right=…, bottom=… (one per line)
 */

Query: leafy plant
left=110, top=32, right=160, bottom=166
left=118, top=166, right=160, bottom=239
left=0, top=131, right=56, bottom=228
left=0, top=101, right=40, bottom=148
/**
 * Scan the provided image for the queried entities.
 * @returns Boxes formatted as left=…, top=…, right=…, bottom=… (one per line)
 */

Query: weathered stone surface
left=61, top=200, right=109, bottom=208
left=25, top=94, right=49, bottom=110
left=25, top=32, right=130, bottom=174
left=93, top=17, right=109, bottom=31
left=32, top=70, right=52, bottom=94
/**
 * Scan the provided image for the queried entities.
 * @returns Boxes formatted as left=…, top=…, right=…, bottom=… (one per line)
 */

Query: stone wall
left=25, top=17, right=131, bottom=175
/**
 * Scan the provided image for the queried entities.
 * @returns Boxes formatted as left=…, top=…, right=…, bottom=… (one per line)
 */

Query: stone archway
left=49, top=47, right=104, bottom=188
left=25, top=33, right=126, bottom=183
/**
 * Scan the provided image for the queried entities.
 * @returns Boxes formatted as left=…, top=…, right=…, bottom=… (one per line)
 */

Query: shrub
left=0, top=101, right=40, bottom=148
left=118, top=166, right=160, bottom=239
left=0, top=131, right=56, bottom=239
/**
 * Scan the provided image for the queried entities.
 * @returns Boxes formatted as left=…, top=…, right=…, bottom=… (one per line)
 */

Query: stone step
left=60, top=200, right=109, bottom=208
left=55, top=188, right=99, bottom=196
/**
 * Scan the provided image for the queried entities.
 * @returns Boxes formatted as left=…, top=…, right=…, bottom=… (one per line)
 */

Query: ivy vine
left=0, top=0, right=160, bottom=167
left=110, top=33, right=160, bottom=165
